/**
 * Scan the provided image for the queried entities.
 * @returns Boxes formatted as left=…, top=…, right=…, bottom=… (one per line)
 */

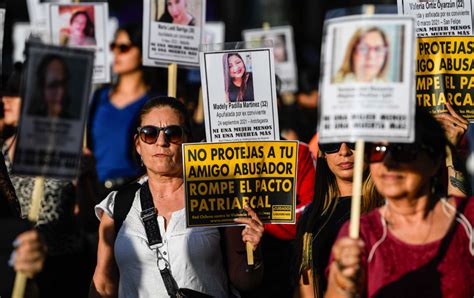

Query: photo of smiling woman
left=333, top=27, right=392, bottom=83
left=223, top=52, right=255, bottom=103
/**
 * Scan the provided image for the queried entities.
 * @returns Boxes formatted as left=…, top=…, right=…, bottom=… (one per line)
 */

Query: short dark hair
left=115, top=23, right=143, bottom=52
left=137, top=96, right=193, bottom=141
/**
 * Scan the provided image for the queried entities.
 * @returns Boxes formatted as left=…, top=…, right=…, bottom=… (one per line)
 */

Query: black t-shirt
left=296, top=196, right=351, bottom=294
left=228, top=73, right=254, bottom=102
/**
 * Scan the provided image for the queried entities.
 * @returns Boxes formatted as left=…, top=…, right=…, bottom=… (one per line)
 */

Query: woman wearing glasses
left=88, top=23, right=158, bottom=197
left=333, top=27, right=389, bottom=83
left=294, top=142, right=383, bottom=297
left=91, top=97, right=264, bottom=297
left=325, top=110, right=473, bottom=298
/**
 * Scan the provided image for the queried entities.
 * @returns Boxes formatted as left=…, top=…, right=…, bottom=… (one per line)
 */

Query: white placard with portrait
left=318, top=15, right=416, bottom=143
left=200, top=49, right=280, bottom=142
left=47, top=3, right=109, bottom=83
left=13, top=43, right=94, bottom=179
left=398, top=0, right=474, bottom=37
left=243, top=26, right=298, bottom=92
left=143, top=0, right=205, bottom=67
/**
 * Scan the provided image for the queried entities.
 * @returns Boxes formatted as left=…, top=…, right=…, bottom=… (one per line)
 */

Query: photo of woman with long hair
left=333, top=27, right=390, bottom=83
left=27, top=54, right=75, bottom=119
left=157, top=0, right=196, bottom=26
left=60, top=9, right=96, bottom=47
left=222, top=52, right=254, bottom=102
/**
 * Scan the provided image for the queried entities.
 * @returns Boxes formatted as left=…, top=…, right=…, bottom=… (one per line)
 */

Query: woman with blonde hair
left=294, top=142, right=383, bottom=297
left=333, top=27, right=389, bottom=83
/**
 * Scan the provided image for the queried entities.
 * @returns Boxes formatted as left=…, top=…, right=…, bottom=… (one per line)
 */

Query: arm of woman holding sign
left=434, top=101, right=470, bottom=197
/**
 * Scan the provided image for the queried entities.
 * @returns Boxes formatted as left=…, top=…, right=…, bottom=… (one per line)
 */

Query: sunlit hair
left=336, top=27, right=389, bottom=81
left=70, top=10, right=95, bottom=38
left=315, top=151, right=383, bottom=216
left=294, top=147, right=383, bottom=293
left=222, top=53, right=251, bottom=102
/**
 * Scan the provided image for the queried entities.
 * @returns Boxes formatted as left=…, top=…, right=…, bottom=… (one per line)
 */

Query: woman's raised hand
left=326, top=237, right=365, bottom=297
left=434, top=101, right=468, bottom=146
left=234, top=205, right=264, bottom=250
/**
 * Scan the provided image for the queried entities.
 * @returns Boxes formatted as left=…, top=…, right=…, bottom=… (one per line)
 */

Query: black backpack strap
left=139, top=181, right=162, bottom=248
left=113, top=182, right=141, bottom=235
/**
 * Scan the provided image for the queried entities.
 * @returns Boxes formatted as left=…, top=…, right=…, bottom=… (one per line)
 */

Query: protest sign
left=12, top=42, right=94, bottom=179
left=183, top=141, right=298, bottom=227
left=398, top=0, right=473, bottom=37
left=200, top=48, right=280, bottom=142
left=243, top=26, right=298, bottom=92
left=318, top=15, right=416, bottom=143
left=143, top=0, right=205, bottom=67
left=48, top=3, right=110, bottom=83
left=416, top=37, right=474, bottom=120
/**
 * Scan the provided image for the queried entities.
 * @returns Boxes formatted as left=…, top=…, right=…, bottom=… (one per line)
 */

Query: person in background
left=88, top=23, right=158, bottom=197
left=2, top=62, right=91, bottom=298
left=294, top=142, right=383, bottom=297
left=326, top=109, right=473, bottom=298
left=60, top=10, right=96, bottom=47
left=90, top=96, right=264, bottom=297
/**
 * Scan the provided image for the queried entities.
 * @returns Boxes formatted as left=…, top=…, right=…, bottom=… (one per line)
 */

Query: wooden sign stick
left=348, top=4, right=375, bottom=240
left=349, top=140, right=365, bottom=238
left=168, top=63, right=178, bottom=97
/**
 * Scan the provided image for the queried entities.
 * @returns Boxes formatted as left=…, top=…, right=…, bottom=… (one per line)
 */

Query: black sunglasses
left=368, top=143, right=434, bottom=163
left=137, top=125, right=186, bottom=144
left=319, top=142, right=356, bottom=154
left=110, top=42, right=134, bottom=53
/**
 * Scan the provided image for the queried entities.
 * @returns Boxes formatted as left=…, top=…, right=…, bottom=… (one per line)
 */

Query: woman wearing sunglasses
left=325, top=110, right=473, bottom=298
left=88, top=23, right=159, bottom=197
left=294, top=141, right=383, bottom=297
left=91, top=96, right=264, bottom=297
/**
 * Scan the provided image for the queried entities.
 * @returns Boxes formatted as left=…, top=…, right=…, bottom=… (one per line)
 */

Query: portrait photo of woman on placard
left=331, top=25, right=404, bottom=84
left=222, top=52, right=255, bottom=102
left=27, top=54, right=77, bottom=119
left=59, top=7, right=96, bottom=47
left=156, top=0, right=196, bottom=26
left=261, top=33, right=288, bottom=63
